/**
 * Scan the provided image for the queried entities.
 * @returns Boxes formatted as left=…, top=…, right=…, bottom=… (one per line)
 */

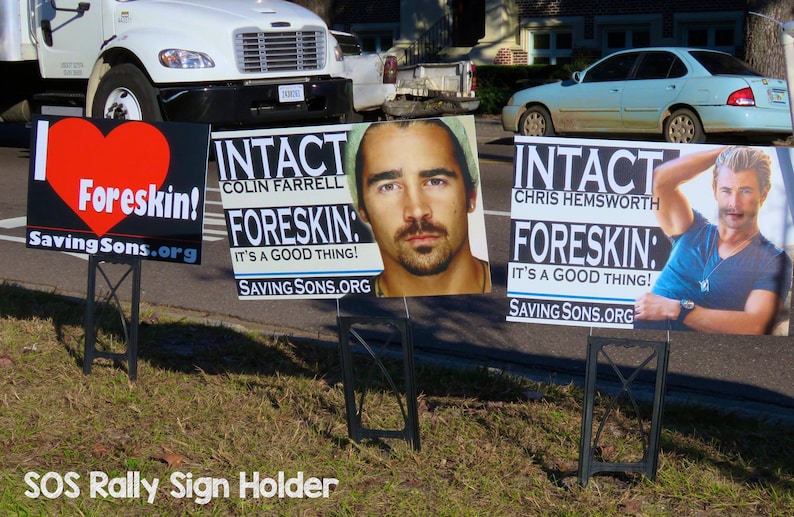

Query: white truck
left=0, top=0, right=353, bottom=126
left=334, top=31, right=478, bottom=120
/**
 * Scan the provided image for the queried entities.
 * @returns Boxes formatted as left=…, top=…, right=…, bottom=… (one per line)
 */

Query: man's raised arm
left=652, top=146, right=726, bottom=236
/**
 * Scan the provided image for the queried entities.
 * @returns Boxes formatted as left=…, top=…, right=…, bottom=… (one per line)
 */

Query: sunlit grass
left=0, top=282, right=792, bottom=515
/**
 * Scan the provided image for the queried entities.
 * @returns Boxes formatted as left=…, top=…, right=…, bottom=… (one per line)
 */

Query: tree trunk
left=745, top=0, right=794, bottom=78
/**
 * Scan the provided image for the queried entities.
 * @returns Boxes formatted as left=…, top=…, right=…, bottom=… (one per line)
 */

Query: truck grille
left=234, top=29, right=326, bottom=73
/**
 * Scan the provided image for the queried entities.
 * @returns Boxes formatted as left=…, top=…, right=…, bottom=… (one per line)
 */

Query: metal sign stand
left=83, top=254, right=142, bottom=381
left=336, top=315, right=420, bottom=451
left=578, top=335, right=670, bottom=486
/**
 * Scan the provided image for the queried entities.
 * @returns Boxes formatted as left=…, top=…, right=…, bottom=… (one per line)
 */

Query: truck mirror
left=50, top=1, right=91, bottom=14
left=41, top=19, right=53, bottom=47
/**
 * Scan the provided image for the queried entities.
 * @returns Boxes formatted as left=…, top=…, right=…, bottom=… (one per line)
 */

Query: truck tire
left=92, top=64, right=162, bottom=121
left=664, top=108, right=704, bottom=144
left=0, top=99, right=31, bottom=123
left=518, top=106, right=555, bottom=137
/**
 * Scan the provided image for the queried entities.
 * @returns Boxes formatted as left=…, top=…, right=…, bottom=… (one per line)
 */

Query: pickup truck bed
left=385, top=61, right=479, bottom=118
left=337, top=38, right=478, bottom=119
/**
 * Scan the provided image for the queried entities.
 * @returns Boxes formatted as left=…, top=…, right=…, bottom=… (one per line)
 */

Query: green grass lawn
left=1, top=282, right=792, bottom=516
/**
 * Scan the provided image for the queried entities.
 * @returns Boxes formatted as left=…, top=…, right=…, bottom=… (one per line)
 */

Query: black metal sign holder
left=336, top=313, right=420, bottom=451
left=578, top=334, right=670, bottom=486
left=83, top=254, right=142, bottom=381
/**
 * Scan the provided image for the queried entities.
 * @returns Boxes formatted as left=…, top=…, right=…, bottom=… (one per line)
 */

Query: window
left=690, top=50, right=761, bottom=77
left=685, top=26, right=737, bottom=54
left=603, top=28, right=650, bottom=54
left=634, top=52, right=687, bottom=80
left=676, top=12, right=742, bottom=55
left=358, top=33, right=394, bottom=54
left=339, top=23, right=398, bottom=54
left=331, top=31, right=361, bottom=56
left=527, top=30, right=573, bottom=65
left=452, top=0, right=485, bottom=46
left=582, top=52, right=638, bottom=82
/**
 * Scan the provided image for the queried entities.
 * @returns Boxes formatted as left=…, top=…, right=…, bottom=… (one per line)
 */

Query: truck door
left=33, top=0, right=104, bottom=80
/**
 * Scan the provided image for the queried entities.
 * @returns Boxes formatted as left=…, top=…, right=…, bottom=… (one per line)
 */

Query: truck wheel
left=92, top=64, right=162, bottom=121
left=0, top=99, right=31, bottom=123
left=664, top=108, right=704, bottom=143
left=518, top=106, right=555, bottom=137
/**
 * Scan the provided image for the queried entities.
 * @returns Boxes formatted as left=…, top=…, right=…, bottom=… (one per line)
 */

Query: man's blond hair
left=712, top=146, right=772, bottom=194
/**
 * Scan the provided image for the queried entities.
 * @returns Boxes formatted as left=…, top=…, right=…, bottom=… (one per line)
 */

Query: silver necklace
left=699, top=231, right=759, bottom=292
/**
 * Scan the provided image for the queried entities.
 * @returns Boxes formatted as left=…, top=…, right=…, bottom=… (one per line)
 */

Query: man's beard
left=392, top=219, right=458, bottom=276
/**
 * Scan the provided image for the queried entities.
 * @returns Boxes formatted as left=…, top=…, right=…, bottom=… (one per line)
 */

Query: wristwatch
left=677, top=299, right=695, bottom=322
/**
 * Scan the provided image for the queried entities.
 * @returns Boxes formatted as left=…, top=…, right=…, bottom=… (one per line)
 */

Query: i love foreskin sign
left=26, top=116, right=210, bottom=264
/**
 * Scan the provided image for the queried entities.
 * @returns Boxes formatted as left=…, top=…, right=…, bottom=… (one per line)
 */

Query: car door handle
left=666, top=85, right=677, bottom=90
left=609, top=89, right=621, bottom=93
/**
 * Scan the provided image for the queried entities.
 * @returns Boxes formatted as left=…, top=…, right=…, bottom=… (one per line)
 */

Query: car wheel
left=518, top=106, right=555, bottom=137
left=664, top=108, right=704, bottom=144
left=92, top=64, right=162, bottom=121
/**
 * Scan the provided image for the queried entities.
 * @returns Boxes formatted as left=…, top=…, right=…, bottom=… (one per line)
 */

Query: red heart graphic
left=46, top=118, right=170, bottom=237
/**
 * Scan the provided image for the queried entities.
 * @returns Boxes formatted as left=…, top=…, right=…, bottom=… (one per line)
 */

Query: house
left=332, top=0, right=748, bottom=65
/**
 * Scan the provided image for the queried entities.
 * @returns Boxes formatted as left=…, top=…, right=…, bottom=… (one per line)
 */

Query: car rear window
left=689, top=51, right=761, bottom=77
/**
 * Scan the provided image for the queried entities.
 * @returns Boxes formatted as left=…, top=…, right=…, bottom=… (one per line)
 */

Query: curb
left=474, top=115, right=514, bottom=141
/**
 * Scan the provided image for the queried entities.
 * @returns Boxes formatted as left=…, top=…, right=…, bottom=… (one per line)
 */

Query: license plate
left=278, top=84, right=305, bottom=103
left=769, top=88, right=788, bottom=104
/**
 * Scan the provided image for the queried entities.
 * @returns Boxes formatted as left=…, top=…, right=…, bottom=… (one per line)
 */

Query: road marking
left=204, top=228, right=228, bottom=239
left=0, top=234, right=25, bottom=243
left=484, top=210, right=510, bottom=217
left=204, top=214, right=226, bottom=225
left=0, top=216, right=26, bottom=228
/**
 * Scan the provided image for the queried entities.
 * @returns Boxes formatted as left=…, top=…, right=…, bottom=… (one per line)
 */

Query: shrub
left=475, top=64, right=569, bottom=114
left=474, top=47, right=600, bottom=114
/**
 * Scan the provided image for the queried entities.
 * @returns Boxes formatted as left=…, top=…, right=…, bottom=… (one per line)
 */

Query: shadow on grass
left=1, top=281, right=793, bottom=495
left=0, top=281, right=328, bottom=382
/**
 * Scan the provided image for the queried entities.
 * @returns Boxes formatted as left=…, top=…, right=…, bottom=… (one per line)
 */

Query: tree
left=290, top=0, right=334, bottom=26
left=745, top=0, right=794, bottom=78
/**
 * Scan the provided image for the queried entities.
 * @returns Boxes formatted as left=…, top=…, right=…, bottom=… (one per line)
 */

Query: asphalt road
left=1, top=119, right=793, bottom=419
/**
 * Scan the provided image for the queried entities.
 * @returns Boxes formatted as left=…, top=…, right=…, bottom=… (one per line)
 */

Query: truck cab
left=0, top=0, right=353, bottom=127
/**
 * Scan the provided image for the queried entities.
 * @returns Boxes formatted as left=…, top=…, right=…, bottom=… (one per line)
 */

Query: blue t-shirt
left=636, top=210, right=792, bottom=331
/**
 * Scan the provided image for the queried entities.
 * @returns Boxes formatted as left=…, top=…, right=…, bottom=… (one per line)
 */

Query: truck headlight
left=159, top=49, right=215, bottom=69
left=333, top=44, right=344, bottom=62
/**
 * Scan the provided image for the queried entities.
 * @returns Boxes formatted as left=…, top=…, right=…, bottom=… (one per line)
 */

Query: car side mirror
left=573, top=71, right=582, bottom=83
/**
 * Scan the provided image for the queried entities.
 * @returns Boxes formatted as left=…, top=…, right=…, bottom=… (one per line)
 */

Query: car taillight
left=383, top=55, right=397, bottom=84
left=727, top=87, right=755, bottom=106
left=470, top=63, right=477, bottom=92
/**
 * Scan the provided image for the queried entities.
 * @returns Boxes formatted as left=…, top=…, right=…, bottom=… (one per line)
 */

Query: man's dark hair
left=354, top=119, right=476, bottom=213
